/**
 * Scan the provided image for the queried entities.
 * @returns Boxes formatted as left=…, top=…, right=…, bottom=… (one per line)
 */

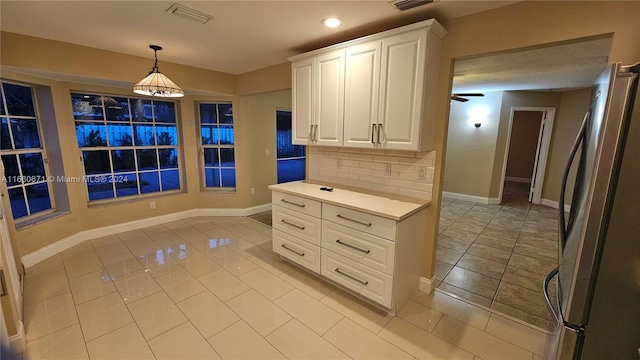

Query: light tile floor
left=436, top=181, right=559, bottom=330
left=22, top=215, right=548, bottom=360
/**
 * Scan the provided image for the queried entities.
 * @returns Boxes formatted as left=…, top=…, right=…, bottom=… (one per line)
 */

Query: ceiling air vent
left=390, top=0, right=435, bottom=11
left=166, top=3, right=213, bottom=24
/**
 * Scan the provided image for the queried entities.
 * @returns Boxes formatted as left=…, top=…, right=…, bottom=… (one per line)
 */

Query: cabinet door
left=292, top=58, right=314, bottom=145
left=315, top=50, right=344, bottom=146
left=343, top=41, right=381, bottom=148
left=378, top=29, right=427, bottom=150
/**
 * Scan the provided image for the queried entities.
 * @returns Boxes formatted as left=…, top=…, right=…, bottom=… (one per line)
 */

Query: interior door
left=529, top=112, right=546, bottom=202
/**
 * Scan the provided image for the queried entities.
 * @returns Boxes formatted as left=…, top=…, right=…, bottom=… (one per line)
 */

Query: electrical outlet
left=384, top=163, right=391, bottom=176
left=265, top=149, right=270, bottom=156
left=250, top=187, right=256, bottom=195
left=417, top=166, right=427, bottom=181
left=337, top=159, right=342, bottom=170
left=149, top=201, right=156, bottom=210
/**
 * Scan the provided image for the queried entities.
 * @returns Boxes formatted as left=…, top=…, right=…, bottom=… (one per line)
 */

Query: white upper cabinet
left=344, top=41, right=381, bottom=148
left=377, top=29, right=427, bottom=150
left=290, top=19, right=446, bottom=151
left=292, top=50, right=344, bottom=146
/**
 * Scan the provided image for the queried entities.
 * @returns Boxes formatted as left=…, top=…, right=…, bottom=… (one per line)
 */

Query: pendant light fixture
left=133, top=45, right=184, bottom=98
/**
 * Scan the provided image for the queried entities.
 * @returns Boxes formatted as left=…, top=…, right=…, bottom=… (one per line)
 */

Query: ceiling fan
left=451, top=93, right=484, bottom=102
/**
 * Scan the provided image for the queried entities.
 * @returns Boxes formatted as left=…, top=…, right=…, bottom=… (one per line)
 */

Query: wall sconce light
left=474, top=122, right=482, bottom=128
left=468, top=105, right=488, bottom=129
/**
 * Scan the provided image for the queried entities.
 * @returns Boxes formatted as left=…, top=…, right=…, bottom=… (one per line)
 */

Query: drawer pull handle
left=281, top=244, right=305, bottom=256
left=281, top=219, right=305, bottom=230
left=281, top=198, right=306, bottom=207
left=336, top=214, right=372, bottom=227
left=336, top=239, right=371, bottom=254
left=335, top=268, right=369, bottom=285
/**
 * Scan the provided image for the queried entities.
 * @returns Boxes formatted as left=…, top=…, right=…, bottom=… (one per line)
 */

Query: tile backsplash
left=307, top=147, right=435, bottom=201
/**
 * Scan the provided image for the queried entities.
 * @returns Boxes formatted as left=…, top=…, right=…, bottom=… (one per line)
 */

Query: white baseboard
left=9, top=320, right=25, bottom=354
left=21, top=204, right=272, bottom=269
left=541, top=198, right=571, bottom=212
left=419, top=276, right=437, bottom=294
left=442, top=191, right=501, bottom=205
left=505, top=176, right=531, bottom=183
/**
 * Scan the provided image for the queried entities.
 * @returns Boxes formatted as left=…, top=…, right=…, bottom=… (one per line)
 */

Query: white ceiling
left=0, top=1, right=611, bottom=92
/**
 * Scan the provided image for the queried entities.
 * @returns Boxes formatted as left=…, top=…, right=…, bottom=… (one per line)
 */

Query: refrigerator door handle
left=544, top=266, right=561, bottom=323
left=559, top=110, right=590, bottom=248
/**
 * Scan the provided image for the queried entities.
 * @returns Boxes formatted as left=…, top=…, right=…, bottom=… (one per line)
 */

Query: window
left=72, top=93, right=180, bottom=201
left=0, top=82, right=54, bottom=219
left=199, top=102, right=236, bottom=189
left=276, top=110, right=305, bottom=183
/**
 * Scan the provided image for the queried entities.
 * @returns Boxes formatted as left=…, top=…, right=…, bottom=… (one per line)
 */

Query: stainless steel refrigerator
left=544, top=62, right=640, bottom=359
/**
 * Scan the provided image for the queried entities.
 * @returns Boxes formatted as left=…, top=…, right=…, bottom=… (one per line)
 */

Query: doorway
left=500, top=108, right=555, bottom=204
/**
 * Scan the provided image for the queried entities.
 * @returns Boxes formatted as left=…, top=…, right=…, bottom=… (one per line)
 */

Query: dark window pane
left=136, top=149, right=158, bottom=170
left=19, top=153, right=46, bottom=179
left=115, top=173, right=138, bottom=197
left=103, top=96, right=130, bottom=121
left=220, top=148, right=235, bottom=167
left=205, top=168, right=220, bottom=187
left=218, top=104, right=233, bottom=124
left=277, top=158, right=306, bottom=184
left=8, top=188, right=27, bottom=218
left=131, top=99, right=153, bottom=122
left=221, top=168, right=236, bottom=187
left=72, top=93, right=104, bottom=120
left=201, top=125, right=217, bottom=145
left=25, top=182, right=51, bottom=214
left=133, top=124, right=155, bottom=146
left=76, top=122, right=107, bottom=147
left=82, top=150, right=111, bottom=175
left=1, top=154, right=20, bottom=186
left=11, top=119, right=41, bottom=149
left=111, top=150, right=135, bottom=173
left=155, top=125, right=177, bottom=145
left=107, top=123, right=133, bottom=146
left=219, top=125, right=234, bottom=145
left=204, top=148, right=219, bottom=167
left=1, top=118, right=12, bottom=149
left=161, top=170, right=180, bottom=190
left=3, top=83, right=35, bottom=116
left=0, top=91, right=5, bottom=115
left=199, top=104, right=218, bottom=124
left=153, top=101, right=176, bottom=123
left=139, top=171, right=160, bottom=193
left=87, top=175, right=114, bottom=200
left=158, top=148, right=178, bottom=169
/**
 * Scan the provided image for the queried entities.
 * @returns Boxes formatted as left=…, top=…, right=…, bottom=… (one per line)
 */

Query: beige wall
left=542, top=88, right=592, bottom=205
left=505, top=111, right=542, bottom=180
left=443, top=91, right=503, bottom=200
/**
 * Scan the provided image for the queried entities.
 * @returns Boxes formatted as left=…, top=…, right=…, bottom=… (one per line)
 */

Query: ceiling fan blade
left=451, top=96, right=469, bottom=102
left=452, top=93, right=484, bottom=97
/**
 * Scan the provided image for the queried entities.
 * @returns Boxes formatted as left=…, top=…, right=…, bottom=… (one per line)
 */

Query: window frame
left=72, top=92, right=183, bottom=202
left=0, top=80, right=56, bottom=220
left=197, top=101, right=237, bottom=192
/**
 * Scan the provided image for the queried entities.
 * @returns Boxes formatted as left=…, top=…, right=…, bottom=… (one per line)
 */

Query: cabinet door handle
left=281, top=244, right=305, bottom=256
left=336, top=239, right=371, bottom=254
left=371, top=124, right=377, bottom=143
left=335, top=268, right=368, bottom=285
left=281, top=198, right=306, bottom=208
left=309, top=124, right=313, bottom=142
left=281, top=219, right=305, bottom=230
left=378, top=124, right=385, bottom=144
left=336, top=214, right=372, bottom=227
left=313, top=124, right=319, bottom=141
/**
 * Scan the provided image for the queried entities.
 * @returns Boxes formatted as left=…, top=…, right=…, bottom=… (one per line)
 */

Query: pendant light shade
left=133, top=45, right=184, bottom=98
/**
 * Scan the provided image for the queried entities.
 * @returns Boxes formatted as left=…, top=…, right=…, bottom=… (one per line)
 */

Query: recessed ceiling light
left=322, top=17, right=343, bottom=28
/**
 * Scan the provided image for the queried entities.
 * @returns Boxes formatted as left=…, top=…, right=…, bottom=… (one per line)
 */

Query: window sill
left=200, top=188, right=236, bottom=194
left=87, top=189, right=185, bottom=209
left=15, top=211, right=71, bottom=230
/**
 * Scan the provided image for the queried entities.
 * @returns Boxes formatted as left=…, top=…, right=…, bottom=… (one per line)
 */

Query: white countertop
left=268, top=181, right=430, bottom=221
